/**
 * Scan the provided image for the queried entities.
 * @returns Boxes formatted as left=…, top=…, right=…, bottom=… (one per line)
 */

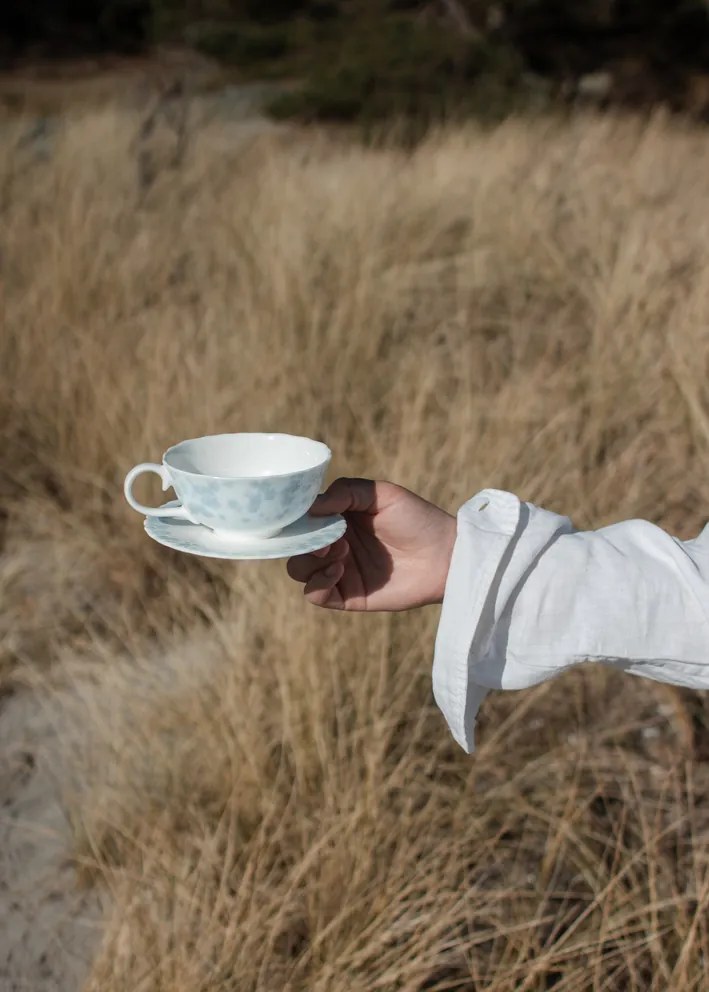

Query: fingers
left=304, top=561, right=345, bottom=609
left=286, top=537, right=348, bottom=583
left=309, top=477, right=378, bottom=517
left=287, top=537, right=348, bottom=610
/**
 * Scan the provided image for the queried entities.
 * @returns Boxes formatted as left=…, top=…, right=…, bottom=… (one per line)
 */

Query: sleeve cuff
left=432, top=490, right=522, bottom=753
left=432, top=489, right=574, bottom=753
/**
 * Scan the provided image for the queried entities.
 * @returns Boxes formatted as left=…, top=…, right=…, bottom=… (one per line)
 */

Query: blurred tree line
left=3, top=1, right=709, bottom=121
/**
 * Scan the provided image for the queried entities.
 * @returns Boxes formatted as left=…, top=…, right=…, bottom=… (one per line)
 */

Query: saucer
left=144, top=500, right=347, bottom=560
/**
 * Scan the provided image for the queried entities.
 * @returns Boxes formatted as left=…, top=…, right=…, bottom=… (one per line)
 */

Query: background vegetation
left=3, top=2, right=709, bottom=988
left=2, top=102, right=709, bottom=987
left=3, top=2, right=709, bottom=122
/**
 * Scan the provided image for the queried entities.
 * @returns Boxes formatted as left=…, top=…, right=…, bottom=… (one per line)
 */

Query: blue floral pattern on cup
left=167, top=464, right=324, bottom=536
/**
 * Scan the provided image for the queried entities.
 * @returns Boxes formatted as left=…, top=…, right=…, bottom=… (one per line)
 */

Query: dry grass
left=2, top=102, right=709, bottom=989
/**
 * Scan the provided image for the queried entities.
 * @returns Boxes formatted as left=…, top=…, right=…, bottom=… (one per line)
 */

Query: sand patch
left=0, top=690, right=102, bottom=992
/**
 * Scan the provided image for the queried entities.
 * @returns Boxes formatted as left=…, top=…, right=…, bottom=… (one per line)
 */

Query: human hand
left=287, top=478, right=456, bottom=611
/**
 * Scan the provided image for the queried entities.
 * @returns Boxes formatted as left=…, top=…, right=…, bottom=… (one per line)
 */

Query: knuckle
left=328, top=477, right=351, bottom=495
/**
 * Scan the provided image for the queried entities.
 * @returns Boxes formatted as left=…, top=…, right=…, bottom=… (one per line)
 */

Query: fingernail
left=324, top=564, right=339, bottom=579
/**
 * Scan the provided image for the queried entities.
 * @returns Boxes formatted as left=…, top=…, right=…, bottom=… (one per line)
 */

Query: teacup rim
left=163, top=432, right=332, bottom=482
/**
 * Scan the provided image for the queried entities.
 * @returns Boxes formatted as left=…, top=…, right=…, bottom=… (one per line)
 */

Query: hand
left=287, top=478, right=456, bottom=611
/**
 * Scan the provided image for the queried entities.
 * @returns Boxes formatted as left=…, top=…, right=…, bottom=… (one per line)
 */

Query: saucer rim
left=143, top=500, right=346, bottom=561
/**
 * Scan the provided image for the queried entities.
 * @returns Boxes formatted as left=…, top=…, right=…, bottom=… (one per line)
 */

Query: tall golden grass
left=2, top=103, right=709, bottom=989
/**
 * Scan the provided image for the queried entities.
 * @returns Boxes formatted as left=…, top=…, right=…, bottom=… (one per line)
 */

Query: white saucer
left=144, top=500, right=347, bottom=560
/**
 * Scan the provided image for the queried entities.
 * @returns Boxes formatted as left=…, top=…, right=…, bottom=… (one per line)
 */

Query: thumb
left=309, top=477, right=378, bottom=516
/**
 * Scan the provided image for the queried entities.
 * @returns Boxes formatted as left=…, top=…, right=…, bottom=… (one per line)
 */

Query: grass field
left=2, top=101, right=709, bottom=990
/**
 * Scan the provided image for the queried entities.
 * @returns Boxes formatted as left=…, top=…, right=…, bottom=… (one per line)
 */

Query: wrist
left=431, top=512, right=457, bottom=605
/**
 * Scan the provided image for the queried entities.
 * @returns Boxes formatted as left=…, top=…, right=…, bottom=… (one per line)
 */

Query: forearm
left=432, top=490, right=709, bottom=752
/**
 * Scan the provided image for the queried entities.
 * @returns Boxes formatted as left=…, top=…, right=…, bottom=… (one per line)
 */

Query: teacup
left=124, top=433, right=331, bottom=539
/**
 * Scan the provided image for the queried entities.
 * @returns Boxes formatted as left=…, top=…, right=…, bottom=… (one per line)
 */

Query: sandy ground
left=0, top=691, right=102, bottom=992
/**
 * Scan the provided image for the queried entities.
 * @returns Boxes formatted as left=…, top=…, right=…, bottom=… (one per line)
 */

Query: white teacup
left=124, top=433, right=331, bottom=539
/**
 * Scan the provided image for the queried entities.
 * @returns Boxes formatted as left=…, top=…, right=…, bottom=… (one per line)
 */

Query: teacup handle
left=124, top=463, right=188, bottom=518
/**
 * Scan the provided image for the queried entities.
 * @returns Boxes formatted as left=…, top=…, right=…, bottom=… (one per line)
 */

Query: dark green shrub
left=269, top=12, right=525, bottom=124
left=186, top=20, right=293, bottom=63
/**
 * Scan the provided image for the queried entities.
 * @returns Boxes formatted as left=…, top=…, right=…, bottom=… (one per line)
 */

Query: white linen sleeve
left=432, top=489, right=709, bottom=753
